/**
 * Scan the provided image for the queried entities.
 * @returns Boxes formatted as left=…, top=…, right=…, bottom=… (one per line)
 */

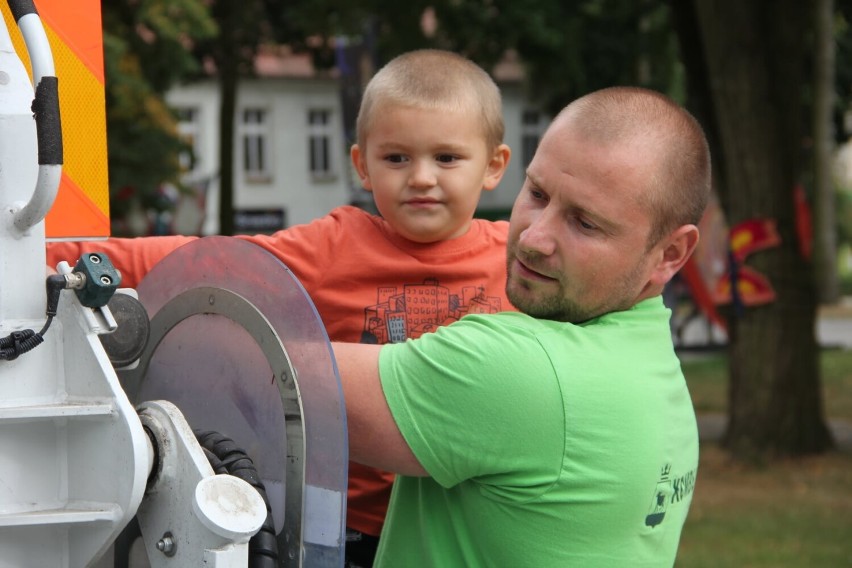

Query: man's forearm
left=331, top=342, right=427, bottom=477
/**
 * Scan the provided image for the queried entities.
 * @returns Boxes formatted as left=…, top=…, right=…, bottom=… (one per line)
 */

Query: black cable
left=195, top=430, right=280, bottom=568
left=0, top=274, right=66, bottom=361
left=0, top=329, right=43, bottom=360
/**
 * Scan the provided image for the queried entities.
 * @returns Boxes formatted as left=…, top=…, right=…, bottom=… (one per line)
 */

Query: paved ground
left=674, top=297, right=852, bottom=351
left=697, top=413, right=852, bottom=453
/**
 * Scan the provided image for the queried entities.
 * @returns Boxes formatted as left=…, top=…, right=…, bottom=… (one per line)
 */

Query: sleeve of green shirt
left=378, top=313, right=566, bottom=492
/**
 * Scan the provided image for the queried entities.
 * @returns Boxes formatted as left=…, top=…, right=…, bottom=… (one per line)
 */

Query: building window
left=521, top=110, right=548, bottom=169
left=242, top=108, right=270, bottom=182
left=175, top=106, right=201, bottom=175
left=308, top=109, right=335, bottom=180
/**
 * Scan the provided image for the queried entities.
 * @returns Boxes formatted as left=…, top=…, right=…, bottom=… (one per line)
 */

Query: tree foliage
left=102, top=0, right=216, bottom=232
left=276, top=0, right=682, bottom=114
left=432, top=0, right=682, bottom=113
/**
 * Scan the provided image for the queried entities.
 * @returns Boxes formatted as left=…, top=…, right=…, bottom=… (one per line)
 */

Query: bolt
left=156, top=533, right=176, bottom=556
left=100, top=275, right=112, bottom=285
left=88, top=254, right=102, bottom=264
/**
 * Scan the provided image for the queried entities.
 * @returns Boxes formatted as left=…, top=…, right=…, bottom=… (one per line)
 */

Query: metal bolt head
left=156, top=532, right=176, bottom=556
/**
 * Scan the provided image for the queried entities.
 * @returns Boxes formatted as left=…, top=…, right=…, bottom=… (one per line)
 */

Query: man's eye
left=578, top=218, right=598, bottom=231
left=530, top=189, right=546, bottom=201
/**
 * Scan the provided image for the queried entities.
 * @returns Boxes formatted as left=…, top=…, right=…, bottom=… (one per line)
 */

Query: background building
left=165, top=47, right=549, bottom=235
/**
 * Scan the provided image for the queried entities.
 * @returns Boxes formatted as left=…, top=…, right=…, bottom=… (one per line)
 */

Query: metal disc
left=118, top=236, right=347, bottom=567
left=98, top=292, right=150, bottom=367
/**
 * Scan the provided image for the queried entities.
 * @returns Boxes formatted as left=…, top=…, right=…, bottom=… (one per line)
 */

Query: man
left=334, top=86, right=710, bottom=567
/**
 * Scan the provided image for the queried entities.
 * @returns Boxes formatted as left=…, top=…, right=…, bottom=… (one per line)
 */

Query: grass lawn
left=675, top=349, right=852, bottom=567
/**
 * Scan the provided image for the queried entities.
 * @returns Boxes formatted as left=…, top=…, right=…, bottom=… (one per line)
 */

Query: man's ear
left=649, top=224, right=700, bottom=287
left=482, top=144, right=511, bottom=192
left=350, top=144, right=373, bottom=192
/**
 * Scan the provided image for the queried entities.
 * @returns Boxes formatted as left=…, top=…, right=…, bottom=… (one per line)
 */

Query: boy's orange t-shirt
left=47, top=205, right=516, bottom=537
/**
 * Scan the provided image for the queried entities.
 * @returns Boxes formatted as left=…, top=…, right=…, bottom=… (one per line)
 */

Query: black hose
left=195, top=430, right=280, bottom=568
left=0, top=274, right=66, bottom=361
left=0, top=329, right=43, bottom=360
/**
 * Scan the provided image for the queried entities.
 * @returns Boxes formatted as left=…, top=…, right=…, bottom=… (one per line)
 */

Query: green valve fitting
left=73, top=252, right=122, bottom=308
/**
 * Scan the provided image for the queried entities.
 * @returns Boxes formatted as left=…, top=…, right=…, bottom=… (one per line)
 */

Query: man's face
left=506, top=118, right=664, bottom=323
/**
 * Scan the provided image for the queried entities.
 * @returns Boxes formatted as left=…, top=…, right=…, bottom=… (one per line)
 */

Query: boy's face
left=351, top=104, right=509, bottom=243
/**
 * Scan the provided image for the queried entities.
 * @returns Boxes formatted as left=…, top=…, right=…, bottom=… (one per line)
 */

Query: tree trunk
left=689, top=0, right=833, bottom=458
left=216, top=5, right=239, bottom=237
left=813, top=0, right=840, bottom=303
left=668, top=0, right=727, bottom=205
left=217, top=66, right=237, bottom=236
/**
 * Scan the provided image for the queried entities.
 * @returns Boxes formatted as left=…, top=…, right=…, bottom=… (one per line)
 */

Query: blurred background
left=88, top=1, right=852, bottom=565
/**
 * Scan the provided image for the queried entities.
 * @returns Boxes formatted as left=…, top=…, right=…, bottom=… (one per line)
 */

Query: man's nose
left=518, top=212, right=557, bottom=257
left=409, top=160, right=437, bottom=188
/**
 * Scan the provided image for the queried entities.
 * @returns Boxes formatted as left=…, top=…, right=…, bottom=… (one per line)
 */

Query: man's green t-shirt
left=376, top=296, right=698, bottom=567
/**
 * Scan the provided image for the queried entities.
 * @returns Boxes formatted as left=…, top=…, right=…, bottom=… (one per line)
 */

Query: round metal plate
left=119, top=236, right=347, bottom=567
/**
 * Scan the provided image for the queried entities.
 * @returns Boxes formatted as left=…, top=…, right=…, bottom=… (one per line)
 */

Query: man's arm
left=331, top=342, right=427, bottom=477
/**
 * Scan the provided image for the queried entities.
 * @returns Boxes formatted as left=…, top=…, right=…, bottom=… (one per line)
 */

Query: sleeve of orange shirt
left=46, top=235, right=199, bottom=289
left=45, top=207, right=349, bottom=291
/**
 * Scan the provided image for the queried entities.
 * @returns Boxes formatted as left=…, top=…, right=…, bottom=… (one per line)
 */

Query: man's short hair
left=560, top=87, right=711, bottom=247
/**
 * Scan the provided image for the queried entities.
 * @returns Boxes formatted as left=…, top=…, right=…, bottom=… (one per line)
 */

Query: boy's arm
left=331, top=342, right=428, bottom=477
left=47, top=235, right=198, bottom=289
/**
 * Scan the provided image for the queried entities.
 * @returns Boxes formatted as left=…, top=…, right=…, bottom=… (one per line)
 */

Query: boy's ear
left=482, top=144, right=511, bottom=192
left=648, top=224, right=700, bottom=288
left=350, top=144, right=373, bottom=191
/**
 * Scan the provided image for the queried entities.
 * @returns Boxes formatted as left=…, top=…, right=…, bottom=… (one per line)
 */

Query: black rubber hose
left=0, top=274, right=66, bottom=360
left=0, top=329, right=43, bottom=360
left=195, top=430, right=279, bottom=568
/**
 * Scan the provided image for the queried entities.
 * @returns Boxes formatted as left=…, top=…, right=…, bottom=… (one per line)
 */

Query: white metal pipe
left=9, top=11, right=61, bottom=233
left=15, top=12, right=54, bottom=85
left=13, top=163, right=60, bottom=232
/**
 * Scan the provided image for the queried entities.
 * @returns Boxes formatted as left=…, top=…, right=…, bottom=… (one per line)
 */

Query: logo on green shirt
left=645, top=463, right=697, bottom=528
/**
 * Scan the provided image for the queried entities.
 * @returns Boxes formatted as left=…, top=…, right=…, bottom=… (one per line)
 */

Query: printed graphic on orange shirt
left=361, top=278, right=503, bottom=344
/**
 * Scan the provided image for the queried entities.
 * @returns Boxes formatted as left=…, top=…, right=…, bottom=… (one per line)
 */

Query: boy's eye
left=384, top=154, right=407, bottom=164
left=435, top=154, right=457, bottom=163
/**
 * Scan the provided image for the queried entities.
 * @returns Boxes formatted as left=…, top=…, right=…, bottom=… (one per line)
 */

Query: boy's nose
left=409, top=160, right=437, bottom=189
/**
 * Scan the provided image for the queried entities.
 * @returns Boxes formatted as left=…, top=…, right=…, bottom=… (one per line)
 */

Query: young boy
left=47, top=49, right=513, bottom=566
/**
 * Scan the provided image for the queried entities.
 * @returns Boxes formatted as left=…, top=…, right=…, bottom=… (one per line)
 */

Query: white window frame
left=175, top=106, right=202, bottom=176
left=308, top=108, right=336, bottom=181
left=241, top=107, right=271, bottom=183
left=521, top=109, right=548, bottom=170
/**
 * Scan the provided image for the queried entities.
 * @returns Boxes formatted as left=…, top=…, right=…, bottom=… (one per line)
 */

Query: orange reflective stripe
left=45, top=172, right=110, bottom=237
left=35, top=0, right=104, bottom=82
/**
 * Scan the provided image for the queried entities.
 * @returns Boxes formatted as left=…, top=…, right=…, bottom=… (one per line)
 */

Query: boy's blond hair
left=356, top=49, right=505, bottom=151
